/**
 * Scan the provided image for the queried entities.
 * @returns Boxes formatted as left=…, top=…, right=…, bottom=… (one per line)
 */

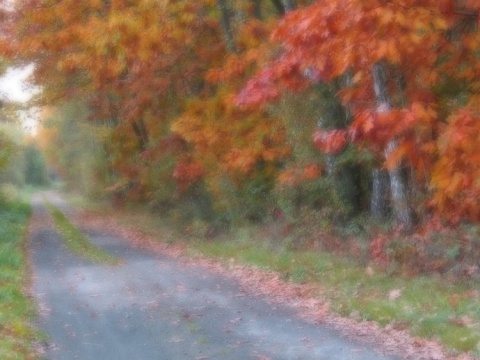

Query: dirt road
left=29, top=193, right=398, bottom=360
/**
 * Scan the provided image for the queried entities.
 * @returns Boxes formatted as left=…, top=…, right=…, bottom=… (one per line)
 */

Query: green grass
left=0, top=199, right=38, bottom=359
left=70, top=199, right=480, bottom=357
left=191, top=227, right=480, bottom=357
left=48, top=205, right=120, bottom=265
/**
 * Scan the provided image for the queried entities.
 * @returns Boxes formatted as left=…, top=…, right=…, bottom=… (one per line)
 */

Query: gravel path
left=29, top=193, right=398, bottom=360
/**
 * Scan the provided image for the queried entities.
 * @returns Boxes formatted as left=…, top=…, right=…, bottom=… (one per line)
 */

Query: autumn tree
left=10, top=0, right=480, bottom=228
left=237, top=0, right=480, bottom=228
left=14, top=0, right=224, bottom=198
left=171, top=2, right=293, bottom=221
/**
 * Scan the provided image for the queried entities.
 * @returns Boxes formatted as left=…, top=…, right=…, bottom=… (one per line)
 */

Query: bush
left=0, top=183, right=21, bottom=204
left=24, top=144, right=49, bottom=186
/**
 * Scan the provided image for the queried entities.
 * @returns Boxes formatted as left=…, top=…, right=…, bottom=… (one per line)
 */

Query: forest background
left=0, top=0, right=480, bottom=288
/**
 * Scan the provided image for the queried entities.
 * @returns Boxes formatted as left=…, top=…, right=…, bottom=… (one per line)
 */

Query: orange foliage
left=278, top=163, right=322, bottom=187
left=239, top=0, right=480, bottom=224
left=8, top=0, right=480, bottom=225
left=431, top=108, right=480, bottom=223
left=172, top=16, right=290, bottom=198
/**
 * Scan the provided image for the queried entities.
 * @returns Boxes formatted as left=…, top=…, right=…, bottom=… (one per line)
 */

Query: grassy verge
left=48, top=205, right=120, bottom=265
left=194, top=232, right=480, bottom=356
left=0, top=200, right=38, bottom=359
left=89, top=204, right=480, bottom=357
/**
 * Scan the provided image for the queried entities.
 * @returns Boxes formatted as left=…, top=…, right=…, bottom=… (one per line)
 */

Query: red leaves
left=439, top=0, right=455, bottom=15
left=236, top=54, right=308, bottom=109
left=313, top=130, right=348, bottom=155
left=236, top=68, right=281, bottom=108
left=370, top=235, right=389, bottom=264
left=238, top=0, right=458, bottom=112
left=465, top=0, right=479, bottom=8
left=173, top=158, right=204, bottom=192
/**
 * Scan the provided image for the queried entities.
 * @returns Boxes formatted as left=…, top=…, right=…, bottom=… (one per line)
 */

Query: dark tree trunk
left=270, top=0, right=286, bottom=15
left=370, top=168, right=390, bottom=218
left=282, top=0, right=296, bottom=11
left=131, top=119, right=149, bottom=151
left=318, top=83, right=362, bottom=216
left=216, top=0, right=238, bottom=53
left=251, top=0, right=262, bottom=19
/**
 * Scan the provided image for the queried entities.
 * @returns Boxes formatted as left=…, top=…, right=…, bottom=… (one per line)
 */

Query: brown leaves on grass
left=388, top=288, right=403, bottom=301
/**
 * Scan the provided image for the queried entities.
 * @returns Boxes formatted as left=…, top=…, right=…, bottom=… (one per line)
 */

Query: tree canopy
left=3, top=0, right=480, bottom=227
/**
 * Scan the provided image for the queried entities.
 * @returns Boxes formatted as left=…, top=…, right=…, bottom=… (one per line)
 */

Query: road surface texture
left=28, top=193, right=425, bottom=360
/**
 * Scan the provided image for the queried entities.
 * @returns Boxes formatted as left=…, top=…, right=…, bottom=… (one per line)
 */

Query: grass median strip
left=48, top=205, right=120, bottom=265
left=0, top=200, right=38, bottom=359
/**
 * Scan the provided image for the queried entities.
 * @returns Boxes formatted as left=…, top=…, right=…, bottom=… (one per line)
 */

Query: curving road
left=29, top=193, right=398, bottom=360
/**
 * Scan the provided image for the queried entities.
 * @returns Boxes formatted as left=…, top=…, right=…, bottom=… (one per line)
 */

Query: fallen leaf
left=448, top=294, right=461, bottom=310
left=365, top=266, right=375, bottom=276
left=450, top=315, right=473, bottom=328
left=228, top=317, right=242, bottom=325
left=388, top=288, right=402, bottom=301
left=466, top=265, right=479, bottom=276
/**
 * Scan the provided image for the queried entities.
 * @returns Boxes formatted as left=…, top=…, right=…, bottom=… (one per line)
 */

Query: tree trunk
left=251, top=0, right=262, bottom=19
left=372, top=61, right=414, bottom=229
left=271, top=0, right=286, bottom=15
left=370, top=168, right=389, bottom=218
left=131, top=119, right=149, bottom=151
left=282, top=0, right=296, bottom=11
left=216, top=0, right=238, bottom=53
left=317, top=83, right=362, bottom=216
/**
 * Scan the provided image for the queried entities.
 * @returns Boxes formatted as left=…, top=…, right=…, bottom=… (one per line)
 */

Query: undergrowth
left=0, top=199, right=38, bottom=359
left=48, top=205, right=120, bottom=265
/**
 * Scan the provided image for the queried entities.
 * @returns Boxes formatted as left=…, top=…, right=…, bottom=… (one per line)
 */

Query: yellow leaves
left=172, top=82, right=288, bottom=187
left=351, top=71, right=363, bottom=84
left=413, top=18, right=428, bottom=32
left=445, top=172, right=465, bottom=196
left=432, top=17, right=448, bottom=31
left=88, top=0, right=104, bottom=10
left=409, top=33, right=423, bottom=45
left=223, top=148, right=257, bottom=174
left=57, top=54, right=85, bottom=72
